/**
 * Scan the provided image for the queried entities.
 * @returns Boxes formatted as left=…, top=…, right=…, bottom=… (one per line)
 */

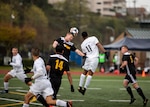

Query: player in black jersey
left=120, top=45, right=148, bottom=106
left=52, top=27, right=85, bottom=92
left=46, top=45, right=70, bottom=99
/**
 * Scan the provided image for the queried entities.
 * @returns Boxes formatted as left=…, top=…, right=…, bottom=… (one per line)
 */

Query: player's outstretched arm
left=52, top=41, right=58, bottom=48
left=75, top=49, right=85, bottom=57
left=97, top=43, right=106, bottom=53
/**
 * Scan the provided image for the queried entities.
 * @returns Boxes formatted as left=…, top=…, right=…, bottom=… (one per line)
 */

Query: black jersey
left=47, top=54, right=69, bottom=79
left=122, top=52, right=136, bottom=75
left=56, top=37, right=76, bottom=60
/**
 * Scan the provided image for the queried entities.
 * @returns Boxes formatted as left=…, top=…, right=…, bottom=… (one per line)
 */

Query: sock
left=84, top=75, right=92, bottom=89
left=79, top=74, right=86, bottom=87
left=56, top=99, right=66, bottom=106
left=126, top=86, right=134, bottom=98
left=4, top=82, right=9, bottom=90
left=36, top=94, right=49, bottom=107
left=136, top=87, right=146, bottom=100
left=22, top=103, right=29, bottom=107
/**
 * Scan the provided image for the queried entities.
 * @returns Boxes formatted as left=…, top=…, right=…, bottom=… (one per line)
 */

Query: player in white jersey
left=22, top=48, right=72, bottom=107
left=1, top=47, right=27, bottom=93
left=78, top=32, right=106, bottom=95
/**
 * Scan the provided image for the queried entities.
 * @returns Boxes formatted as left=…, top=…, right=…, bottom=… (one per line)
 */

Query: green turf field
left=0, top=72, right=149, bottom=107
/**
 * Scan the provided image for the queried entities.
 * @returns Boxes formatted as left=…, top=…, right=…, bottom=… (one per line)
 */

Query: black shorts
left=124, top=74, right=137, bottom=84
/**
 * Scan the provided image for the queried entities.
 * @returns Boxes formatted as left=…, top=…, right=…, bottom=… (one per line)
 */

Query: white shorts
left=8, top=70, right=27, bottom=82
left=82, top=57, right=99, bottom=72
left=29, top=79, right=54, bottom=99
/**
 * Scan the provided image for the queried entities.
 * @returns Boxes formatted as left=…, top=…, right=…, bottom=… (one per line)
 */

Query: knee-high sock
left=36, top=94, right=49, bottom=107
left=4, top=82, right=9, bottom=90
left=126, top=86, right=134, bottom=98
left=22, top=103, right=29, bottom=107
left=56, top=99, right=67, bottom=107
left=136, top=87, right=146, bottom=100
left=79, top=74, right=86, bottom=87
left=84, top=75, right=92, bottom=89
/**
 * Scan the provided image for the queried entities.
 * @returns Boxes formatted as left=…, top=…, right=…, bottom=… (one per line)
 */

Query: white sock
left=22, top=103, right=29, bottom=107
left=84, top=75, right=92, bottom=89
left=4, top=82, right=9, bottom=90
left=56, top=99, right=67, bottom=107
left=79, top=74, right=86, bottom=87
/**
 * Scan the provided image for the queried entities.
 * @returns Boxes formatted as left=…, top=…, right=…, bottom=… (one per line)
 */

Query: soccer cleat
left=67, top=101, right=72, bottom=107
left=78, top=87, right=86, bottom=95
left=129, top=98, right=136, bottom=104
left=0, top=90, right=8, bottom=94
left=78, top=87, right=83, bottom=94
left=82, top=88, right=86, bottom=95
left=143, top=98, right=148, bottom=107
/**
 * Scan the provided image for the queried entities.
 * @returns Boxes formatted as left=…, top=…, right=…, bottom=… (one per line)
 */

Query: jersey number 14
left=55, top=59, right=64, bottom=71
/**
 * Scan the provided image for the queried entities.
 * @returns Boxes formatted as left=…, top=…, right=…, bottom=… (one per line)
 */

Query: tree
left=0, top=24, right=36, bottom=56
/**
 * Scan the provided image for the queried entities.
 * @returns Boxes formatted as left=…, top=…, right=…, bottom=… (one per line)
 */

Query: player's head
left=55, top=45, right=64, bottom=54
left=81, top=31, right=88, bottom=39
left=31, top=48, right=40, bottom=60
left=70, top=27, right=79, bottom=37
left=12, top=47, right=18, bottom=56
left=121, top=45, right=128, bottom=53
left=65, top=27, right=78, bottom=42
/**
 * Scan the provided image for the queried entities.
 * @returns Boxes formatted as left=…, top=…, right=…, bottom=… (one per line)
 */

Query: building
left=48, top=0, right=127, bottom=17
left=87, top=0, right=126, bottom=16
left=106, top=28, right=150, bottom=71
left=127, top=7, right=147, bottom=21
left=48, top=0, right=65, bottom=4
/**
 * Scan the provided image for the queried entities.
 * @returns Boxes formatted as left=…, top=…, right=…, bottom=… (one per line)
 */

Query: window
left=97, top=2, right=101, bottom=5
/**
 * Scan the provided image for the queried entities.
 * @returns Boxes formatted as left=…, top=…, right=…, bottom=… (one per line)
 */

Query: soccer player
left=120, top=45, right=148, bottom=106
left=46, top=45, right=69, bottom=100
left=52, top=27, right=85, bottom=92
left=1, top=47, right=28, bottom=93
left=22, top=48, right=72, bottom=107
left=78, top=31, right=106, bottom=95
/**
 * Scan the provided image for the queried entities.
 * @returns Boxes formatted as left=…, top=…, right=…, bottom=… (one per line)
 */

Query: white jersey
left=10, top=53, right=24, bottom=72
left=30, top=57, right=54, bottom=99
left=32, top=57, right=47, bottom=81
left=81, top=36, right=99, bottom=58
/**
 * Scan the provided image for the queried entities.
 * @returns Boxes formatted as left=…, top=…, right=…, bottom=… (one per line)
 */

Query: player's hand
left=70, top=85, right=74, bottom=92
left=24, top=66, right=31, bottom=74
left=8, top=61, right=11, bottom=65
left=119, top=67, right=124, bottom=72
left=82, top=55, right=87, bottom=59
left=25, top=78, right=32, bottom=84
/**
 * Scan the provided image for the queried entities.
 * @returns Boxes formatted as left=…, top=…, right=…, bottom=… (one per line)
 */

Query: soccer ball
left=70, top=27, right=79, bottom=36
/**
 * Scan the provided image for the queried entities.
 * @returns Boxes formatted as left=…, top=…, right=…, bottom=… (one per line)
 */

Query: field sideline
left=0, top=68, right=149, bottom=107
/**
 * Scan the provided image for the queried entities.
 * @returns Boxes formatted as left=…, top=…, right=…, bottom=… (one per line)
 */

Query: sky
left=126, top=0, right=150, bottom=12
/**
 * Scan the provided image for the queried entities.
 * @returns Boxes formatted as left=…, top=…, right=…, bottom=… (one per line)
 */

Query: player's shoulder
left=50, top=54, right=68, bottom=62
left=56, top=37, right=64, bottom=42
left=124, top=52, right=130, bottom=55
left=35, top=57, right=44, bottom=64
left=16, top=53, right=22, bottom=58
left=86, top=36, right=98, bottom=41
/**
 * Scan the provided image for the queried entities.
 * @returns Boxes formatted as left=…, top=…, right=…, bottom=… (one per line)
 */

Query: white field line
left=16, top=89, right=61, bottom=96
left=87, top=88, right=101, bottom=90
left=63, top=99, right=84, bottom=102
left=0, top=78, right=150, bottom=83
left=16, top=89, right=28, bottom=93
left=119, top=88, right=135, bottom=91
left=0, top=97, right=84, bottom=104
left=109, top=100, right=130, bottom=102
left=0, top=97, right=42, bottom=106
left=0, top=87, right=23, bottom=89
left=62, top=79, right=150, bottom=83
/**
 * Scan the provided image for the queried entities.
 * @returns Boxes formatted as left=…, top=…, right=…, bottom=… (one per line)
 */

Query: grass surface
left=0, top=69, right=149, bottom=107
